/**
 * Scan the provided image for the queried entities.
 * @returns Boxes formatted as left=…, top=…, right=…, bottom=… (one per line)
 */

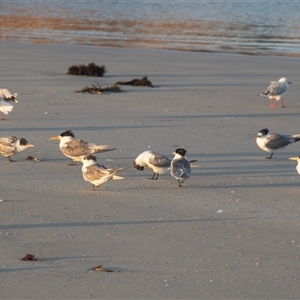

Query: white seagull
left=0, top=88, right=18, bottom=119
left=0, top=136, right=34, bottom=162
left=170, top=148, right=191, bottom=187
left=258, top=77, right=291, bottom=108
left=289, top=156, right=300, bottom=175
left=81, top=155, right=126, bottom=191
left=133, top=150, right=171, bottom=180
left=49, top=130, right=116, bottom=165
left=256, top=128, right=300, bottom=159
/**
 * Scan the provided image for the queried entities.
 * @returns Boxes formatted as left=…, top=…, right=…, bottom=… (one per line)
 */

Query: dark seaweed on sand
left=76, top=83, right=123, bottom=94
left=67, top=62, right=106, bottom=77
left=115, top=76, right=153, bottom=87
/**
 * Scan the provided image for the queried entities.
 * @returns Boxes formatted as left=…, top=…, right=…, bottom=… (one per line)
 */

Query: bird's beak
left=49, top=135, right=60, bottom=141
left=27, top=144, right=34, bottom=148
left=172, top=151, right=175, bottom=155
left=288, top=81, right=292, bottom=84
left=289, top=157, right=298, bottom=161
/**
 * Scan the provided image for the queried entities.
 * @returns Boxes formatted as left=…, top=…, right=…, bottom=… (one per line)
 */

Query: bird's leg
left=7, top=156, right=15, bottom=162
left=178, top=180, right=182, bottom=187
left=265, top=153, right=273, bottom=159
left=280, top=97, right=286, bottom=108
left=269, top=98, right=275, bottom=109
left=68, top=160, right=76, bottom=166
left=148, top=172, right=158, bottom=180
left=154, top=173, right=159, bottom=180
left=91, top=184, right=96, bottom=191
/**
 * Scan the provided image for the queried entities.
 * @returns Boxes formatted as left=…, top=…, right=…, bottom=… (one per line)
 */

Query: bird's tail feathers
left=112, top=175, right=124, bottom=180
left=258, top=92, right=269, bottom=97
left=94, top=144, right=117, bottom=153
left=293, top=134, right=300, bottom=142
left=110, top=166, right=132, bottom=178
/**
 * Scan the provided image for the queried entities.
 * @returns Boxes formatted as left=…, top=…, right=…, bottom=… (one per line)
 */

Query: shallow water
left=1, top=1, right=300, bottom=56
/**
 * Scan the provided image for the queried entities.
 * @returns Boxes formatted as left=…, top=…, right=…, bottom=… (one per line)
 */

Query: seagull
left=49, top=130, right=116, bottom=165
left=256, top=128, right=300, bottom=159
left=0, top=136, right=34, bottom=162
left=289, top=156, right=300, bottom=175
left=0, top=88, right=18, bottom=119
left=170, top=148, right=191, bottom=187
left=258, top=77, right=291, bottom=108
left=81, top=155, right=126, bottom=191
left=133, top=150, right=171, bottom=180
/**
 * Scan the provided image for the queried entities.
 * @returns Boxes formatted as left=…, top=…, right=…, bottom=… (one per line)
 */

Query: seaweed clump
left=67, top=62, right=106, bottom=77
left=21, top=254, right=38, bottom=261
left=115, top=76, right=153, bottom=87
left=76, top=83, right=123, bottom=94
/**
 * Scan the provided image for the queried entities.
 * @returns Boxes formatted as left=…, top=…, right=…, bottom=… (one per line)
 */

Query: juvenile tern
left=133, top=150, right=171, bottom=180
left=256, top=128, right=300, bottom=159
left=81, top=155, right=126, bottom=191
left=49, top=130, right=116, bottom=165
left=0, top=136, right=34, bottom=162
left=170, top=148, right=191, bottom=187
left=289, top=156, right=300, bottom=175
left=0, top=88, right=18, bottom=119
left=258, top=77, right=291, bottom=108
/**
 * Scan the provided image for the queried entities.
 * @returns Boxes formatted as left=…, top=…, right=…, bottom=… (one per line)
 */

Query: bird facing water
left=258, top=77, right=291, bottom=108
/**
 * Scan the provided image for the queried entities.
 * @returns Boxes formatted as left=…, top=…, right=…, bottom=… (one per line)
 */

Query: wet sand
left=1, top=41, right=300, bottom=299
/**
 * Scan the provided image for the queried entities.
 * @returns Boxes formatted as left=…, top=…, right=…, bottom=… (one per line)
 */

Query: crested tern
left=256, top=128, right=300, bottom=159
left=81, top=155, right=126, bottom=191
left=289, top=156, right=300, bottom=175
left=170, top=148, right=191, bottom=187
left=49, top=130, right=116, bottom=165
left=133, top=150, right=171, bottom=180
left=0, top=88, right=18, bottom=119
left=0, top=136, right=34, bottom=162
left=258, top=77, right=291, bottom=108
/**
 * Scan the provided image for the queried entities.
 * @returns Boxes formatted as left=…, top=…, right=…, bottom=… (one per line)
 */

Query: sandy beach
left=1, top=41, right=300, bottom=299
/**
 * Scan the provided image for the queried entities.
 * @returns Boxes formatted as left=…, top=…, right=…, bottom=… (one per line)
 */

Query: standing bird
left=0, top=88, right=18, bottom=119
left=289, top=156, right=300, bottom=175
left=0, top=136, right=34, bottom=162
left=133, top=150, right=171, bottom=180
left=170, top=148, right=191, bottom=187
left=256, top=128, right=300, bottom=159
left=49, top=130, right=116, bottom=165
left=81, top=155, right=126, bottom=191
left=258, top=77, right=291, bottom=108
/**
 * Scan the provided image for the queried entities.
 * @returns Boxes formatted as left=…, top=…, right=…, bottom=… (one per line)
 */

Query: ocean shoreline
left=2, top=36, right=300, bottom=58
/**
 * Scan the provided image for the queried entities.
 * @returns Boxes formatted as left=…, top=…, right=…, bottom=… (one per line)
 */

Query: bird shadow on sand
left=0, top=215, right=258, bottom=231
left=153, top=112, right=300, bottom=119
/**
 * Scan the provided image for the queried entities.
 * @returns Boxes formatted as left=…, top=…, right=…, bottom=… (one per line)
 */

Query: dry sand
left=1, top=41, right=300, bottom=299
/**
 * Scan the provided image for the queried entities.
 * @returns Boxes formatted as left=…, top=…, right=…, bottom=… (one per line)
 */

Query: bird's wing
left=149, top=152, right=171, bottom=167
left=266, top=133, right=294, bottom=149
left=0, top=99, right=13, bottom=114
left=63, top=139, right=90, bottom=156
left=0, top=136, right=17, bottom=155
left=171, top=159, right=191, bottom=178
left=1, top=89, right=13, bottom=98
left=83, top=164, right=112, bottom=181
left=268, top=82, right=287, bottom=96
